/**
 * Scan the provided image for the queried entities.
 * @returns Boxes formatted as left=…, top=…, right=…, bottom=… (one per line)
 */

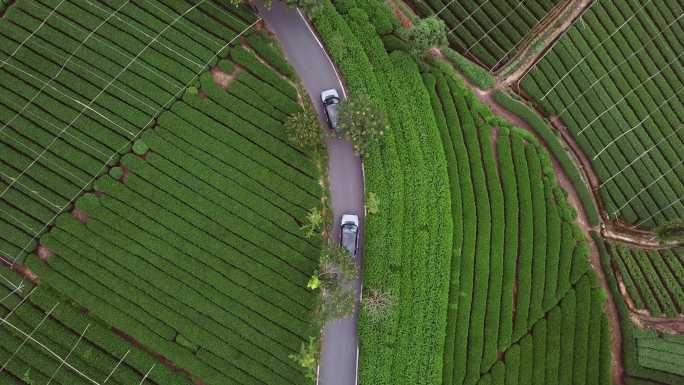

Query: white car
left=340, top=214, right=359, bottom=257
left=321, top=89, right=340, bottom=131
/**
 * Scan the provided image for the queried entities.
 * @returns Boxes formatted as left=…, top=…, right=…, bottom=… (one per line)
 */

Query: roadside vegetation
left=310, top=1, right=611, bottom=384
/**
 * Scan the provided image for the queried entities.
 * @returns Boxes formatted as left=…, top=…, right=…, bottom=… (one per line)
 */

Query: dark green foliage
left=492, top=91, right=599, bottom=226
left=399, top=17, right=447, bottom=58
left=443, top=48, right=495, bottom=89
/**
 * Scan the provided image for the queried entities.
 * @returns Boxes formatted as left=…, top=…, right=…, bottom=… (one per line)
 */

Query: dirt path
left=497, top=0, right=595, bottom=88
left=460, top=78, right=625, bottom=385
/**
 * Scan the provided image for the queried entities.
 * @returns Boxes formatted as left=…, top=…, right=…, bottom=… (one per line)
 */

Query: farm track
left=458, top=76, right=626, bottom=385
left=497, top=0, right=595, bottom=88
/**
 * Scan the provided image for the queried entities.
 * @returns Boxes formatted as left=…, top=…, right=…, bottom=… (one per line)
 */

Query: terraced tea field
left=426, top=65, right=610, bottom=385
left=0, top=0, right=264, bottom=263
left=520, top=0, right=684, bottom=229
left=597, top=238, right=684, bottom=385
left=0, top=1, right=323, bottom=384
left=0, top=270, right=194, bottom=385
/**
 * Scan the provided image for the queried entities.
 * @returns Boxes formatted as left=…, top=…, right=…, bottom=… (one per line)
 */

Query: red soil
left=36, top=245, right=53, bottom=261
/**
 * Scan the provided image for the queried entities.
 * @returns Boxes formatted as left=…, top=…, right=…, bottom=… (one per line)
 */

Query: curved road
left=257, top=2, right=364, bottom=385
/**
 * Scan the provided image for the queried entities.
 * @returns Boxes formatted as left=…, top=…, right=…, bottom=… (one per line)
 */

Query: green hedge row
left=425, top=58, right=609, bottom=385
left=247, top=32, right=297, bottom=79
left=610, top=244, right=684, bottom=317
left=491, top=90, right=599, bottom=226
left=443, top=48, right=495, bottom=90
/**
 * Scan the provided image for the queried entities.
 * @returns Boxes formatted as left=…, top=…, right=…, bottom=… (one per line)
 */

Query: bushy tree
left=319, top=242, right=358, bottom=282
left=400, top=17, right=447, bottom=58
left=289, top=336, right=319, bottom=381
left=301, top=207, right=324, bottom=239
left=309, top=242, right=357, bottom=326
left=337, top=94, right=387, bottom=157
left=284, top=102, right=323, bottom=151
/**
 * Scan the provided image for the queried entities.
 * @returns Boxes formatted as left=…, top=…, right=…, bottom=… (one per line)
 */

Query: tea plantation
left=521, top=0, right=684, bottom=229
left=0, top=1, right=322, bottom=384
left=0, top=0, right=261, bottom=263
left=2, top=0, right=683, bottom=384
left=311, top=1, right=611, bottom=384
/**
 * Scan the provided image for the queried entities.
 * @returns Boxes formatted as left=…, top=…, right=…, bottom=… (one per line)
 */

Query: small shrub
left=284, top=102, right=323, bottom=151
left=217, top=59, right=235, bottom=74
left=109, top=167, right=124, bottom=180
left=336, top=94, right=387, bottom=157
left=289, top=336, right=319, bottom=382
left=301, top=207, right=324, bottom=239
left=132, top=140, right=149, bottom=156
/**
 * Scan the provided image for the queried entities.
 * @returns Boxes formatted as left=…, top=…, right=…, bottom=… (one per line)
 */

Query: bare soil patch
left=36, top=245, right=52, bottom=261
left=71, top=208, right=88, bottom=224
left=211, top=66, right=239, bottom=89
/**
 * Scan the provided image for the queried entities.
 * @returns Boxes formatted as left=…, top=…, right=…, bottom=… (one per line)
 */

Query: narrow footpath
left=257, top=2, right=364, bottom=385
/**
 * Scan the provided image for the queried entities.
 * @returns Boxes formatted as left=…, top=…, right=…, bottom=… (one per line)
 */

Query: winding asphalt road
left=257, top=2, right=364, bottom=385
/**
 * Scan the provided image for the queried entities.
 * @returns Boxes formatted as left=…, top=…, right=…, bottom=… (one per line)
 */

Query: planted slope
left=0, top=270, right=192, bottom=385
left=425, top=63, right=611, bottom=385
left=521, top=0, right=684, bottom=229
left=609, top=244, right=684, bottom=318
left=0, top=0, right=256, bottom=263
left=21, top=47, right=323, bottom=385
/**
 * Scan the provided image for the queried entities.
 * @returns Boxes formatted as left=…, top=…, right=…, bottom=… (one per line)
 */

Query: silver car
left=321, top=89, right=340, bottom=131
left=340, top=214, right=359, bottom=257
